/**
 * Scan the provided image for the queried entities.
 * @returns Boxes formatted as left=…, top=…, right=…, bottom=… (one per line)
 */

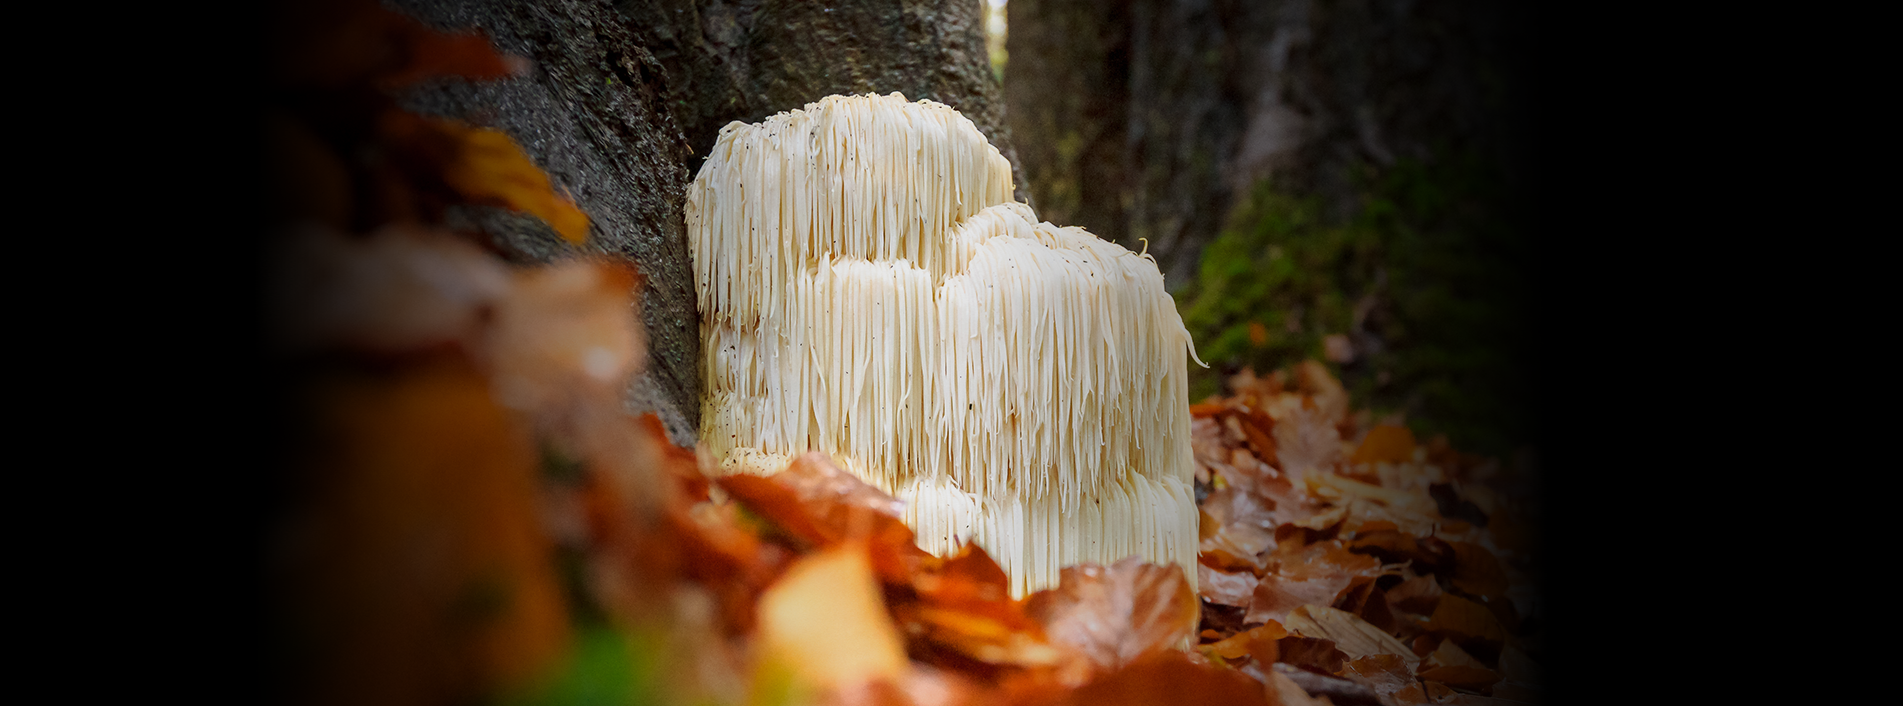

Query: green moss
left=1175, top=151, right=1532, bottom=456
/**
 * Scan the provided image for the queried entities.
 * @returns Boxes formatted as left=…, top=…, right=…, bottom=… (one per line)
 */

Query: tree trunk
left=1007, top=0, right=1531, bottom=288
left=380, top=0, right=1022, bottom=446
left=1007, top=0, right=1536, bottom=454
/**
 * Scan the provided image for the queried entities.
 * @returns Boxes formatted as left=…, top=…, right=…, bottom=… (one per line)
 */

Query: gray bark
left=1006, top=0, right=1531, bottom=289
left=383, top=0, right=1021, bottom=446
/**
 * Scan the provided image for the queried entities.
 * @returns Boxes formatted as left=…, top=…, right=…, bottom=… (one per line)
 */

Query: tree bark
left=1006, top=0, right=1532, bottom=288
left=381, top=0, right=1022, bottom=446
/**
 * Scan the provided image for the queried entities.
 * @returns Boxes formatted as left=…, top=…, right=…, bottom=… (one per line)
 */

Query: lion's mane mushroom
left=687, top=93, right=1204, bottom=597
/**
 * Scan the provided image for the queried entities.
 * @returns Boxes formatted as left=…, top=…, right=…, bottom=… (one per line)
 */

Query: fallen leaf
left=1024, top=557, right=1199, bottom=672
left=1255, top=664, right=1330, bottom=706
left=1351, top=425, right=1417, bottom=465
left=756, top=543, right=909, bottom=690
left=1446, top=542, right=1509, bottom=599
left=1198, top=564, right=1261, bottom=607
left=1427, top=594, right=1506, bottom=648
left=1055, top=650, right=1271, bottom=706
left=716, top=452, right=912, bottom=551
left=1385, top=573, right=1444, bottom=616
left=1271, top=636, right=1348, bottom=675
left=1248, top=575, right=1350, bottom=626
left=1295, top=360, right=1350, bottom=423
left=376, top=111, right=592, bottom=245
left=1285, top=605, right=1418, bottom=669
left=1199, top=621, right=1288, bottom=662
left=1267, top=662, right=1377, bottom=705
left=1413, top=665, right=1500, bottom=692
left=1343, top=654, right=1425, bottom=705
left=1274, top=406, right=1342, bottom=479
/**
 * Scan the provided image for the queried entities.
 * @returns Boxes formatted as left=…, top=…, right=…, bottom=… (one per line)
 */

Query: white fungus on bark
left=687, top=93, right=1205, bottom=597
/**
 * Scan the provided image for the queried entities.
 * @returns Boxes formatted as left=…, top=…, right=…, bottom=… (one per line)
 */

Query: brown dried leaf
left=1446, top=542, right=1509, bottom=599
left=1385, top=574, right=1444, bottom=617
left=1295, top=360, right=1350, bottom=423
left=1024, top=557, right=1199, bottom=672
left=1422, top=638, right=1486, bottom=671
left=1201, top=523, right=1276, bottom=574
left=1200, top=621, right=1287, bottom=665
left=1053, top=651, right=1271, bottom=706
left=1427, top=594, right=1506, bottom=648
left=1257, top=664, right=1331, bottom=706
left=1413, top=666, right=1500, bottom=692
left=1343, top=654, right=1424, bottom=706
left=1274, top=406, right=1342, bottom=479
left=903, top=543, right=1062, bottom=669
left=1285, top=605, right=1418, bottom=670
left=1351, top=424, right=1418, bottom=465
left=1198, top=564, right=1261, bottom=607
left=1248, top=575, right=1350, bottom=626
left=716, top=453, right=911, bottom=550
left=1271, top=636, right=1348, bottom=675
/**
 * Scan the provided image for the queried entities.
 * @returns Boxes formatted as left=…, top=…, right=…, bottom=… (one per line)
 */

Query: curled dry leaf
left=1343, top=654, right=1427, bottom=706
left=902, top=543, right=1064, bottom=670
left=1024, top=557, right=1199, bottom=672
left=1199, top=621, right=1287, bottom=663
left=374, top=111, right=592, bottom=245
left=1385, top=573, right=1444, bottom=617
left=1285, top=605, right=1419, bottom=671
left=716, top=453, right=910, bottom=549
left=1198, top=564, right=1260, bottom=607
left=1427, top=594, right=1507, bottom=648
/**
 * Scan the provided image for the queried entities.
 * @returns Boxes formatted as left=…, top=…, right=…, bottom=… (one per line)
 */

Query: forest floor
left=265, top=8, right=1544, bottom=703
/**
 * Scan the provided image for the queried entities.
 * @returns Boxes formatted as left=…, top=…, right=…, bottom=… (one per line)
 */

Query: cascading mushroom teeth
left=687, top=92, right=1203, bottom=597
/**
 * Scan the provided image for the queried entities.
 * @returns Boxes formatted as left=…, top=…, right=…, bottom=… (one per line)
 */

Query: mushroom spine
left=687, top=93, right=1203, bottom=597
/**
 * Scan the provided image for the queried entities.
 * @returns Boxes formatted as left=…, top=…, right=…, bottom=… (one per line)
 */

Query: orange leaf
left=1199, top=621, right=1287, bottom=663
left=435, top=120, right=592, bottom=244
left=1024, top=558, right=1199, bottom=672
left=1350, top=424, right=1417, bottom=465
left=1053, top=651, right=1270, bottom=706
left=756, top=543, right=910, bottom=690
left=379, top=23, right=517, bottom=90
left=715, top=453, right=915, bottom=554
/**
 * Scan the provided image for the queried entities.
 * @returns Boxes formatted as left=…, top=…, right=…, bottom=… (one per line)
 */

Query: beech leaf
left=1025, top=557, right=1199, bottom=672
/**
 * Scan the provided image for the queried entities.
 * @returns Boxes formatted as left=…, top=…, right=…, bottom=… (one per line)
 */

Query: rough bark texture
left=1007, top=0, right=1531, bottom=289
left=378, top=0, right=1021, bottom=445
left=1007, top=0, right=1535, bottom=454
left=615, top=0, right=1028, bottom=202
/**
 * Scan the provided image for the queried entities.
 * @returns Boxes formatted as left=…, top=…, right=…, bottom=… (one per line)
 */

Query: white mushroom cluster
left=687, top=93, right=1204, bottom=597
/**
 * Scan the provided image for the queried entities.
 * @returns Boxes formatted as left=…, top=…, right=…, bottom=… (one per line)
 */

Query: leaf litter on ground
left=265, top=4, right=1544, bottom=702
